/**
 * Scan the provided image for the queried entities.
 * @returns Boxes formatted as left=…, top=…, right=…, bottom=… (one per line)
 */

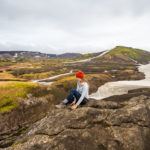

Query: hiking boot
left=55, top=102, right=66, bottom=109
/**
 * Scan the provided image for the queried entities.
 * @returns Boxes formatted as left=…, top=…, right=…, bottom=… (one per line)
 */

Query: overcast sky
left=0, top=0, right=150, bottom=54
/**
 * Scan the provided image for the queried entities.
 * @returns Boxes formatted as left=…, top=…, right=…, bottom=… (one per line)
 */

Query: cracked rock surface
left=3, top=91, right=150, bottom=150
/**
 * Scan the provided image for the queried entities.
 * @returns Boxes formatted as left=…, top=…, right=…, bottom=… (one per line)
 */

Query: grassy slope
left=105, top=46, right=150, bottom=63
left=0, top=81, right=49, bottom=113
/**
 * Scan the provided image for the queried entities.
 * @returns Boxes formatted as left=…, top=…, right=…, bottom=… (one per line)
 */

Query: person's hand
left=70, top=100, right=76, bottom=106
left=71, top=104, right=78, bottom=110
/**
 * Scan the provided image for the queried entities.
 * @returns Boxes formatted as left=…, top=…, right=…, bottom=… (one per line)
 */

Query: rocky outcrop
left=0, top=95, right=53, bottom=148
left=4, top=89, right=150, bottom=150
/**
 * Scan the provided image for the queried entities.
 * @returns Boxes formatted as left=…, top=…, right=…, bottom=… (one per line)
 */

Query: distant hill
left=0, top=51, right=49, bottom=59
left=0, top=46, right=150, bottom=64
left=56, top=53, right=82, bottom=58
left=0, top=51, right=82, bottom=59
left=93, top=46, right=150, bottom=64
left=0, top=51, right=101, bottom=60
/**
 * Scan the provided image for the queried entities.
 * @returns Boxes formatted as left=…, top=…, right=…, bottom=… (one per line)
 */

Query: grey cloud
left=0, top=0, right=150, bottom=53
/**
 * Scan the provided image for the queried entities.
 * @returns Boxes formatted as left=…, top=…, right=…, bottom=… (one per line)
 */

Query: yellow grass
left=0, top=72, right=16, bottom=79
left=20, top=71, right=55, bottom=80
left=0, top=81, right=39, bottom=113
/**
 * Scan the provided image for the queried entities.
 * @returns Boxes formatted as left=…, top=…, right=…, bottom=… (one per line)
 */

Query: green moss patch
left=0, top=81, right=49, bottom=113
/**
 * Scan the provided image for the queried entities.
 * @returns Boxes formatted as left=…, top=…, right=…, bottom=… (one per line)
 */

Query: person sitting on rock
left=55, top=70, right=89, bottom=110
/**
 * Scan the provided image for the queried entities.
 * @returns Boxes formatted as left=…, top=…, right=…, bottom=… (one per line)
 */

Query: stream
left=89, top=63, right=150, bottom=100
left=32, top=70, right=73, bottom=85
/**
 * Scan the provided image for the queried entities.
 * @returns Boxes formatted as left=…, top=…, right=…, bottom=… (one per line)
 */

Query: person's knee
left=70, top=88, right=76, bottom=93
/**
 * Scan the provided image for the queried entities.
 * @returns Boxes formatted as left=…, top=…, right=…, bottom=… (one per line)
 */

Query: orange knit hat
left=75, top=71, right=85, bottom=79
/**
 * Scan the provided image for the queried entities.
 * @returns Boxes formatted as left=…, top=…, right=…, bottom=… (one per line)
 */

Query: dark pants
left=66, top=89, right=88, bottom=105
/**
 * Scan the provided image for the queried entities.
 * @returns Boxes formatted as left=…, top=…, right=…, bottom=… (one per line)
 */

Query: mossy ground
left=0, top=81, right=49, bottom=113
